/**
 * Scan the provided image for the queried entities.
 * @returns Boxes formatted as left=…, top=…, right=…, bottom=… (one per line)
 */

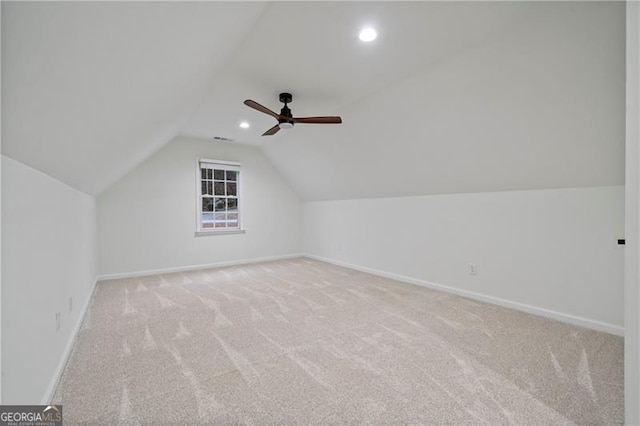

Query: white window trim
left=194, top=158, right=245, bottom=236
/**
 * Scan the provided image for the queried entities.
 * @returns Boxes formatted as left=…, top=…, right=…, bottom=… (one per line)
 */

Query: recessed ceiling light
left=359, top=27, right=377, bottom=42
left=239, top=121, right=250, bottom=129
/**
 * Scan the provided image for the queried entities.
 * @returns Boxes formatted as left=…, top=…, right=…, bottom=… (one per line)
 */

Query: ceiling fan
left=244, top=92, right=342, bottom=136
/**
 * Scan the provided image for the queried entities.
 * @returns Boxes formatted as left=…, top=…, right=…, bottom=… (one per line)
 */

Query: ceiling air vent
left=213, top=136, right=234, bottom=142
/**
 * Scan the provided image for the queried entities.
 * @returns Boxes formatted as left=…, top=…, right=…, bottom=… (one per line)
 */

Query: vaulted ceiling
left=2, top=2, right=267, bottom=195
left=2, top=1, right=625, bottom=200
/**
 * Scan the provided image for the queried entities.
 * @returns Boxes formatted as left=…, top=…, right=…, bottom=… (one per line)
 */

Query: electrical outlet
left=55, top=312, right=61, bottom=332
left=69, top=297, right=73, bottom=313
left=469, top=264, right=478, bottom=275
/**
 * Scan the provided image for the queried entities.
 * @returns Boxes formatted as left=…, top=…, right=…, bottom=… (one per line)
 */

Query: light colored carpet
left=53, top=257, right=623, bottom=425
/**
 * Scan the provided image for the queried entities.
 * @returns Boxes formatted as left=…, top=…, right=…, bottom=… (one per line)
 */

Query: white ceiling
left=2, top=1, right=625, bottom=199
left=181, top=1, right=536, bottom=143
left=2, top=1, right=267, bottom=195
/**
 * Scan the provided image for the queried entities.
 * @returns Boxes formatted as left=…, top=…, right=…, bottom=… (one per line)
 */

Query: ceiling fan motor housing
left=279, top=108, right=294, bottom=127
left=280, top=105, right=293, bottom=118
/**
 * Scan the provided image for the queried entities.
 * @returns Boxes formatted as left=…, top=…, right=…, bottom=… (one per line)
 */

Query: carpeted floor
left=53, top=257, right=623, bottom=424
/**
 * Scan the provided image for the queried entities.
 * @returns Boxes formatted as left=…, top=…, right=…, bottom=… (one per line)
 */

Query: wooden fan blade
left=244, top=100, right=280, bottom=119
left=262, top=124, right=281, bottom=136
left=291, top=116, right=342, bottom=124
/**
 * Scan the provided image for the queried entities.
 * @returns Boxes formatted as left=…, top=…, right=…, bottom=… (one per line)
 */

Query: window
left=196, top=159, right=242, bottom=234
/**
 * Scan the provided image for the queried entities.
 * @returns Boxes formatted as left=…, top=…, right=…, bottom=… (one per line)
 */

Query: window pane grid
left=200, top=165, right=240, bottom=230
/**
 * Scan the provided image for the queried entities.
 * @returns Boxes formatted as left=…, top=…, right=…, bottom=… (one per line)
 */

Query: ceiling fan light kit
left=244, top=92, right=342, bottom=136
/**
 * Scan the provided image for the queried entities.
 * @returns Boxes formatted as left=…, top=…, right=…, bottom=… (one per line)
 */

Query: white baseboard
left=97, top=254, right=304, bottom=281
left=305, top=254, right=625, bottom=337
left=41, top=276, right=99, bottom=404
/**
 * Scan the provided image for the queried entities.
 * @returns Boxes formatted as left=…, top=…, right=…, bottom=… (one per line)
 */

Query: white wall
left=1, top=155, right=97, bottom=403
left=1, top=4, right=3, bottom=402
left=304, top=186, right=624, bottom=334
left=625, top=1, right=640, bottom=423
left=98, top=136, right=302, bottom=278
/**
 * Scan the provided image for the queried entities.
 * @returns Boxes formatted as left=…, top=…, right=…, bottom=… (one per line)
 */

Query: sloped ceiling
left=256, top=2, right=626, bottom=200
left=2, top=1, right=625, bottom=200
left=1, top=1, right=267, bottom=195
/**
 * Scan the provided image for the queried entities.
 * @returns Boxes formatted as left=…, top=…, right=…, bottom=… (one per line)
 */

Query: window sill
left=195, top=229, right=246, bottom=237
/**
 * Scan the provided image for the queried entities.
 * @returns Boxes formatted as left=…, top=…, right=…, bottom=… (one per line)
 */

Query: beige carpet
left=53, top=257, right=623, bottom=424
